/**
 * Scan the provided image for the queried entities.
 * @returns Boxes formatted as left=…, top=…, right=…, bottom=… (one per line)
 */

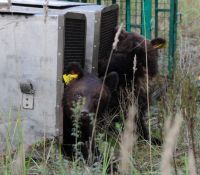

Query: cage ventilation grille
left=98, top=8, right=118, bottom=60
left=64, top=18, right=86, bottom=72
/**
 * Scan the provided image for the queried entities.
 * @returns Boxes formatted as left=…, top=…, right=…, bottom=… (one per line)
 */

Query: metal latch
left=22, top=93, right=34, bottom=109
left=20, top=81, right=35, bottom=109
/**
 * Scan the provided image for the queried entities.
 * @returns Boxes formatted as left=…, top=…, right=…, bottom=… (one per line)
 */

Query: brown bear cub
left=98, top=28, right=166, bottom=144
left=62, top=63, right=118, bottom=160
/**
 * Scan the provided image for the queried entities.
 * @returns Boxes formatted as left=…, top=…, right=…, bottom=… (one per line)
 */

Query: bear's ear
left=104, top=72, right=119, bottom=91
left=150, top=37, right=166, bottom=49
left=65, top=63, right=84, bottom=78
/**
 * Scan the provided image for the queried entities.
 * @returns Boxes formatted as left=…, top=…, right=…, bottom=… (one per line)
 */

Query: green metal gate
left=70, top=0, right=178, bottom=77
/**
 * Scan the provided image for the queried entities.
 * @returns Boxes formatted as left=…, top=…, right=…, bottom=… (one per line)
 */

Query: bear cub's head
left=115, top=28, right=166, bottom=77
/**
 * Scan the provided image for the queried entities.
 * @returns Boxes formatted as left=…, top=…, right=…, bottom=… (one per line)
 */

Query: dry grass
left=120, top=104, right=138, bottom=174
left=160, top=112, right=183, bottom=175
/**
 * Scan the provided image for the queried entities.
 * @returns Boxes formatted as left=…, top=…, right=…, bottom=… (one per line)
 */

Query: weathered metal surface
left=0, top=14, right=60, bottom=151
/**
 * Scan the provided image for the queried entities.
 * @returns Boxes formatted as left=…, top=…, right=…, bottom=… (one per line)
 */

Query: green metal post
left=126, top=0, right=131, bottom=32
left=112, top=0, right=116, bottom=4
left=97, top=0, right=101, bottom=5
left=154, top=0, right=158, bottom=37
left=141, top=0, right=152, bottom=39
left=168, top=0, right=178, bottom=78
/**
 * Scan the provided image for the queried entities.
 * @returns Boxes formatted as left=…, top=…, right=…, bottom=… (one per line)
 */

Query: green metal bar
left=126, top=0, right=131, bottom=32
left=112, top=0, right=116, bottom=4
left=97, top=0, right=101, bottom=5
left=81, top=0, right=87, bottom=2
left=154, top=0, right=158, bottom=37
left=168, top=0, right=178, bottom=78
left=141, top=0, right=152, bottom=39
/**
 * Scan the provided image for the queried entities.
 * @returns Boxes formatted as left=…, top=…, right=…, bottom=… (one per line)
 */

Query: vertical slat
left=154, top=0, right=158, bottom=38
left=97, top=0, right=101, bottom=5
left=141, top=0, right=152, bottom=39
left=126, top=0, right=131, bottom=31
left=112, top=0, right=116, bottom=4
left=168, top=0, right=178, bottom=78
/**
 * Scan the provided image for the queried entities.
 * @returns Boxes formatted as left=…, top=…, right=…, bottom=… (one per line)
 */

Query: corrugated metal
left=98, top=6, right=118, bottom=60
left=64, top=16, right=86, bottom=72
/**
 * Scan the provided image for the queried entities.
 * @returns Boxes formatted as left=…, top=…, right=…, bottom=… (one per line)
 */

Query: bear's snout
left=80, top=108, right=90, bottom=121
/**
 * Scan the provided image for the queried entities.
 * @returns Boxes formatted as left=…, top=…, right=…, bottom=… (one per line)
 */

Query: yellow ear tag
left=153, top=42, right=166, bottom=49
left=63, top=74, right=78, bottom=85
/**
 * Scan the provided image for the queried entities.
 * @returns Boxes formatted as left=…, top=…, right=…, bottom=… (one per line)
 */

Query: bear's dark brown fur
left=62, top=63, right=118, bottom=159
left=99, top=29, right=166, bottom=84
left=98, top=29, right=166, bottom=144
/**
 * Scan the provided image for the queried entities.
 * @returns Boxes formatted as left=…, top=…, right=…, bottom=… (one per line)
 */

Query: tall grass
left=120, top=104, right=138, bottom=174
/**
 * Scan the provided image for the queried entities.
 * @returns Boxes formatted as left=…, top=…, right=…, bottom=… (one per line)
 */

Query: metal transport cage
left=0, top=0, right=118, bottom=151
